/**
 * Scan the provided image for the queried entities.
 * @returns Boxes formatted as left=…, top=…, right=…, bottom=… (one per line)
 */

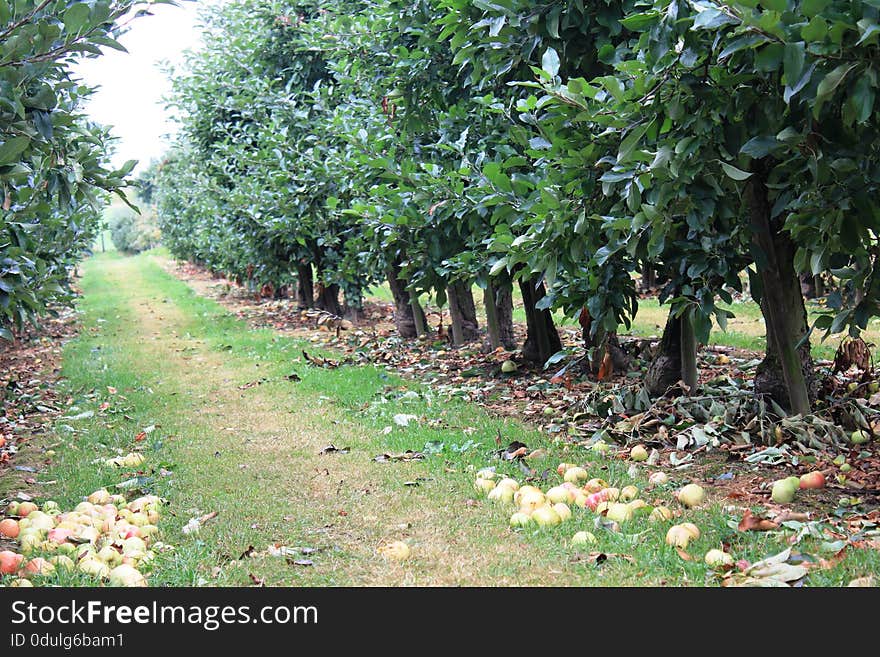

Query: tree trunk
left=386, top=262, right=418, bottom=338
left=645, top=311, right=683, bottom=396
left=343, top=288, right=363, bottom=321
left=579, top=308, right=629, bottom=376
left=447, top=280, right=480, bottom=345
left=679, top=312, right=698, bottom=391
left=747, top=160, right=814, bottom=415
left=411, top=297, right=428, bottom=338
left=315, top=283, right=343, bottom=316
left=519, top=276, right=562, bottom=364
left=296, top=263, right=314, bottom=309
left=799, top=273, right=816, bottom=299
left=495, top=282, right=517, bottom=349
left=483, top=284, right=501, bottom=350
left=639, top=263, right=656, bottom=293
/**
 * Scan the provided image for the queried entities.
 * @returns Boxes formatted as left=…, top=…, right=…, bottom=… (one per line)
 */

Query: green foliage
left=107, top=205, right=160, bottom=254
left=154, top=0, right=880, bottom=400
left=0, top=0, right=164, bottom=339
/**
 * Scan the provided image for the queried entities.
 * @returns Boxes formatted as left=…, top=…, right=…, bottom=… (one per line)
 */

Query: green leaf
left=783, top=42, right=805, bottom=84
left=801, top=16, right=828, bottom=42
left=801, top=0, right=830, bottom=16
left=0, top=136, right=30, bottom=165
left=692, top=7, right=738, bottom=30
left=617, top=121, right=651, bottom=165
left=720, top=161, right=753, bottom=180
left=856, top=19, right=880, bottom=45
left=816, top=63, right=858, bottom=100
left=541, top=47, right=560, bottom=77
left=619, top=11, right=661, bottom=31
left=849, top=75, right=875, bottom=124
left=63, top=3, right=91, bottom=33
left=740, top=136, right=780, bottom=158
left=755, top=43, right=784, bottom=72
left=0, top=327, right=12, bottom=341
left=761, top=0, right=787, bottom=10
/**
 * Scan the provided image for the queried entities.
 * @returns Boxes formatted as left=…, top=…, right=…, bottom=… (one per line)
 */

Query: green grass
left=3, top=251, right=877, bottom=587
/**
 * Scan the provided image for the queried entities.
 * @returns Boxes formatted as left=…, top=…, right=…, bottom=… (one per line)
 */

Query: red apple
left=0, top=518, right=20, bottom=539
left=0, top=550, right=24, bottom=575
left=16, top=502, right=38, bottom=518
left=799, top=471, right=826, bottom=490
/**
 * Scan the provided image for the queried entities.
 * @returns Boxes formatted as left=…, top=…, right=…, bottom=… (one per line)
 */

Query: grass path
left=28, top=251, right=877, bottom=587
left=51, top=253, right=629, bottom=585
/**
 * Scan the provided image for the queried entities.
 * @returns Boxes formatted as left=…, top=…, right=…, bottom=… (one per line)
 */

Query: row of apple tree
left=0, top=1, right=168, bottom=341
left=154, top=0, right=880, bottom=415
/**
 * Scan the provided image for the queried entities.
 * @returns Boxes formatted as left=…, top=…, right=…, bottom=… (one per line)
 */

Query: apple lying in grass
left=771, top=479, right=797, bottom=504
left=665, top=525, right=692, bottom=549
left=49, top=555, right=75, bottom=571
left=0, top=550, right=23, bottom=575
left=648, top=472, right=669, bottom=486
left=849, top=430, right=870, bottom=445
left=571, top=531, right=597, bottom=546
left=531, top=505, right=562, bottom=528
left=563, top=467, right=588, bottom=483
left=605, top=503, right=633, bottom=523
left=108, top=564, right=147, bottom=587
left=8, top=578, right=33, bottom=587
left=704, top=549, right=734, bottom=569
left=509, top=512, right=533, bottom=528
left=88, top=489, right=112, bottom=505
left=553, top=503, right=572, bottom=522
left=676, top=484, right=706, bottom=508
left=649, top=506, right=673, bottom=522
left=583, top=478, right=608, bottom=493
left=17, top=502, right=38, bottom=518
left=496, top=478, right=519, bottom=492
left=47, top=528, right=75, bottom=544
left=21, top=558, right=55, bottom=578
left=630, top=445, right=648, bottom=462
left=0, top=518, right=20, bottom=539
left=620, top=485, right=639, bottom=502
left=799, top=471, right=826, bottom=490
left=517, top=490, right=547, bottom=513
left=487, top=485, right=515, bottom=504
left=556, top=463, right=577, bottom=477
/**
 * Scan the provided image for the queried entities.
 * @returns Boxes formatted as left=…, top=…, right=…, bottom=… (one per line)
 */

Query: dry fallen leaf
left=738, top=509, right=780, bottom=532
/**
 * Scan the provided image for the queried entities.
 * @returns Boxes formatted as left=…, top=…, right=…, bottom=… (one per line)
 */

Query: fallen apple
left=21, top=557, right=55, bottom=578
left=665, top=525, right=691, bottom=549
left=680, top=522, right=701, bottom=540
left=630, top=445, right=648, bottom=462
left=17, top=502, right=38, bottom=518
left=377, top=540, right=411, bottom=561
left=553, top=503, right=572, bottom=522
left=546, top=486, right=573, bottom=505
left=496, top=478, right=519, bottom=492
left=8, top=578, right=33, bottom=587
left=0, top=550, right=23, bottom=575
left=603, top=487, right=620, bottom=503
left=606, top=503, right=633, bottom=523
left=476, top=468, right=496, bottom=480
left=649, top=506, right=673, bottom=522
left=677, top=483, right=706, bottom=508
left=571, top=531, right=597, bottom=546
left=591, top=441, right=611, bottom=455
left=620, top=485, right=639, bottom=502
left=19, top=534, right=42, bottom=555
left=26, top=511, right=55, bottom=532
left=850, top=429, right=870, bottom=445
left=509, top=512, right=533, bottom=528
left=556, top=463, right=577, bottom=477
left=840, top=463, right=852, bottom=473
left=704, top=549, right=734, bottom=569
left=47, top=528, right=75, bottom=544
left=97, top=545, right=123, bottom=567
left=501, top=360, right=517, bottom=374
left=627, top=499, right=650, bottom=515
left=77, top=557, right=110, bottom=578
left=517, top=490, right=547, bottom=513
left=563, top=467, right=588, bottom=483
left=6, top=502, right=19, bottom=516
left=42, top=501, right=60, bottom=513
left=49, top=555, right=75, bottom=571
left=108, top=564, right=147, bottom=587
left=799, top=471, right=826, bottom=490
left=487, top=486, right=514, bottom=503
left=648, top=472, right=669, bottom=486
left=531, top=505, right=562, bottom=527
left=573, top=493, right=589, bottom=509
left=87, top=489, right=112, bottom=505
left=474, top=478, right=496, bottom=495
left=0, top=518, right=20, bottom=539
left=583, top=478, right=608, bottom=494
left=771, top=479, right=797, bottom=504
left=122, top=537, right=147, bottom=558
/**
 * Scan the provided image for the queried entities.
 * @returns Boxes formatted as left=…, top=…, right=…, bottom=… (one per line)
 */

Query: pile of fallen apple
left=0, top=489, right=167, bottom=587
left=475, top=444, right=829, bottom=570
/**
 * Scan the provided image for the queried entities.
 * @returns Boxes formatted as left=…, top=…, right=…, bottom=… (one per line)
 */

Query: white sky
left=75, top=1, right=219, bottom=173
